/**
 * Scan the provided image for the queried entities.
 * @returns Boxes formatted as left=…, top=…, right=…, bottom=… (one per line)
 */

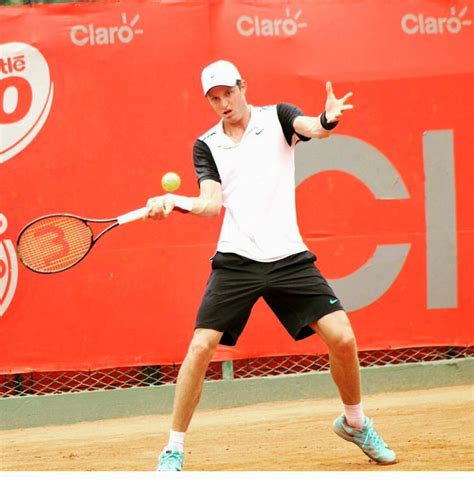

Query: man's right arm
left=189, top=179, right=222, bottom=217
left=190, top=138, right=222, bottom=216
left=146, top=139, right=222, bottom=220
left=145, top=179, right=222, bottom=220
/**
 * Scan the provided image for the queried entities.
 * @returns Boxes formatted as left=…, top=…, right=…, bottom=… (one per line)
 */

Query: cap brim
left=203, top=81, right=238, bottom=96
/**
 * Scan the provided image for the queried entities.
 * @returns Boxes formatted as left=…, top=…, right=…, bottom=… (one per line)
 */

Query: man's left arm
left=293, top=81, right=353, bottom=139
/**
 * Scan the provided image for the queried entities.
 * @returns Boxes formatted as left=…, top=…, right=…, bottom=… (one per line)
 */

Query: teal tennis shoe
left=157, top=447, right=184, bottom=471
left=333, top=415, right=397, bottom=465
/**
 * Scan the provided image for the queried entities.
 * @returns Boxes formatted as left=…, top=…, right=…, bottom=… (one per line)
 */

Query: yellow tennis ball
left=161, top=172, right=181, bottom=192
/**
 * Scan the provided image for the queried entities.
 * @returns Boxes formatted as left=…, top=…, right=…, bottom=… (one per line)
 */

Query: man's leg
left=309, top=311, right=397, bottom=465
left=309, top=310, right=360, bottom=405
left=157, top=328, right=223, bottom=471
left=171, top=328, right=223, bottom=431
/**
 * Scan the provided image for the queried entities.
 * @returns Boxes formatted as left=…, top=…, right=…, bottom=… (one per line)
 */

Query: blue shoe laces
left=355, top=420, right=388, bottom=451
left=159, top=449, right=183, bottom=471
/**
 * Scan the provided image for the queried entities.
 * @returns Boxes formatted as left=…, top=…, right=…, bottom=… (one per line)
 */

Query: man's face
left=206, top=81, right=248, bottom=123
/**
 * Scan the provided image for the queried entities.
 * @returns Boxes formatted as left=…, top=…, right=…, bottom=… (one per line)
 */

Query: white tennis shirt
left=194, top=104, right=310, bottom=262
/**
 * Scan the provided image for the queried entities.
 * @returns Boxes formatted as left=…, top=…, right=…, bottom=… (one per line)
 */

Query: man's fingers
left=326, top=81, right=334, bottom=97
left=146, top=196, right=162, bottom=210
left=341, top=92, right=353, bottom=103
left=144, top=196, right=172, bottom=220
left=341, top=104, right=354, bottom=111
left=163, top=202, right=174, bottom=217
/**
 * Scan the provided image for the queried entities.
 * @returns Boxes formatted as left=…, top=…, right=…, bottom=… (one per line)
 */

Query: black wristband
left=320, top=111, right=338, bottom=130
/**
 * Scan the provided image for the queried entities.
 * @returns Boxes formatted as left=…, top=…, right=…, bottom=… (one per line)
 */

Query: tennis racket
left=16, top=207, right=149, bottom=274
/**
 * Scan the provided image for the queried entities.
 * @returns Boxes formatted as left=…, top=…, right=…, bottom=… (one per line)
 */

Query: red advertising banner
left=1, top=1, right=473, bottom=373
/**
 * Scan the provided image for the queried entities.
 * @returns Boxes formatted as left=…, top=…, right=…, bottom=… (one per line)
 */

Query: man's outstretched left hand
left=325, top=81, right=354, bottom=123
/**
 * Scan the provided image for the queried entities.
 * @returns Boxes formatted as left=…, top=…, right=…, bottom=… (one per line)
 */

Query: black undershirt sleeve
left=193, top=139, right=221, bottom=185
left=277, top=103, right=311, bottom=146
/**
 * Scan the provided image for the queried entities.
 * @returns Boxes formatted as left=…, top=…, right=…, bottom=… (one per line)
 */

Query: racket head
left=17, top=215, right=94, bottom=274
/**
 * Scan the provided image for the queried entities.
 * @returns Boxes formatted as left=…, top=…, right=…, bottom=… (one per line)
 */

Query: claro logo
left=237, top=8, right=307, bottom=37
left=402, top=6, right=472, bottom=35
left=70, top=13, right=144, bottom=46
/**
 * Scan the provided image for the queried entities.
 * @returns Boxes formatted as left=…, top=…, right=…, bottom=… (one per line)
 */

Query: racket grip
left=117, top=207, right=149, bottom=225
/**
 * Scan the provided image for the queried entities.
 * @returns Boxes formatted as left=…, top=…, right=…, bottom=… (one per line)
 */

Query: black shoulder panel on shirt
left=193, top=139, right=221, bottom=185
left=277, top=103, right=311, bottom=146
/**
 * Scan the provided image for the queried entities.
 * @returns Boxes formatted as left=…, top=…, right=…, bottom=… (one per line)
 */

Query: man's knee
left=313, top=311, right=358, bottom=354
left=187, top=329, right=222, bottom=361
left=330, top=329, right=357, bottom=354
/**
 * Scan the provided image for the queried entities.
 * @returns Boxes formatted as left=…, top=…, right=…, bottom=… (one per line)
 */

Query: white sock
left=167, top=429, right=185, bottom=452
left=343, top=402, right=365, bottom=429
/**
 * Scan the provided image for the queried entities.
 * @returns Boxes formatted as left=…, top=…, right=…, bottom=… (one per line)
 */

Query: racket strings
left=17, top=216, right=93, bottom=273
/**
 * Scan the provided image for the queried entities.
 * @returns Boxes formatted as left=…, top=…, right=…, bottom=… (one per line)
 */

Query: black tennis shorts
left=195, top=250, right=344, bottom=346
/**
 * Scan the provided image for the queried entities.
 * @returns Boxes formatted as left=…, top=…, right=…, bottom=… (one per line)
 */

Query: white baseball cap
left=201, top=60, right=241, bottom=96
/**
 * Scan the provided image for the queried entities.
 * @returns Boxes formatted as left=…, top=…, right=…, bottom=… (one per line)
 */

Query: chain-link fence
left=2, top=345, right=472, bottom=398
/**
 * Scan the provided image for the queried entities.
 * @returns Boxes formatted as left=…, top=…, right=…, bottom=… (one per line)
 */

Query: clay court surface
left=1, top=384, right=473, bottom=471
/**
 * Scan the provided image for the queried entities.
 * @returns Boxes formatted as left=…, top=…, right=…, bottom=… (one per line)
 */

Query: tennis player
left=147, top=60, right=397, bottom=471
